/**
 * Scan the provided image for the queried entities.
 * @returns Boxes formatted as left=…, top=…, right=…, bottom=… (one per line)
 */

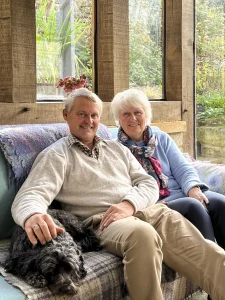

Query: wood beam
left=95, top=0, right=129, bottom=101
left=165, top=0, right=194, bottom=154
left=0, top=101, right=183, bottom=126
left=0, top=0, right=36, bottom=103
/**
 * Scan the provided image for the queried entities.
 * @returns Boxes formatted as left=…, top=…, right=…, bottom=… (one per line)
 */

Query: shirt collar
left=67, top=133, right=104, bottom=159
left=67, top=133, right=103, bottom=147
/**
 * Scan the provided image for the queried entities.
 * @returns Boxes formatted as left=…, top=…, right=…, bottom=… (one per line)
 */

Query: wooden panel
left=0, top=103, right=65, bottom=125
left=0, top=0, right=13, bottom=102
left=101, top=101, right=182, bottom=126
left=151, top=121, right=186, bottom=133
left=165, top=0, right=195, bottom=155
left=0, top=0, right=36, bottom=103
left=181, top=0, right=195, bottom=155
left=96, top=0, right=129, bottom=101
left=0, top=102, right=185, bottom=137
left=165, top=0, right=182, bottom=101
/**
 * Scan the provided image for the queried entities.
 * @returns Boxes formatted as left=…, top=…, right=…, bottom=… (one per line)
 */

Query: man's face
left=63, top=97, right=100, bottom=147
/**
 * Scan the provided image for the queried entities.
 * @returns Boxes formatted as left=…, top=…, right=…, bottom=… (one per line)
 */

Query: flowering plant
left=56, top=74, right=88, bottom=95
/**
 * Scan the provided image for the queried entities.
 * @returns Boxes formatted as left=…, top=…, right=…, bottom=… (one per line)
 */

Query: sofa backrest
left=0, top=123, right=112, bottom=239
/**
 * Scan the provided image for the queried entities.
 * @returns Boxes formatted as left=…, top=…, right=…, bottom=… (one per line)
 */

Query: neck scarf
left=118, top=126, right=170, bottom=199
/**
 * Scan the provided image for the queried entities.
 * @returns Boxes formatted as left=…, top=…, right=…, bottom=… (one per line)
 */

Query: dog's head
left=37, top=239, right=86, bottom=295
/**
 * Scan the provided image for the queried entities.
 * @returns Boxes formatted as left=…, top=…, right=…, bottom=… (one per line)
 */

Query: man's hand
left=188, top=186, right=209, bottom=209
left=24, top=213, right=65, bottom=245
left=100, top=201, right=135, bottom=230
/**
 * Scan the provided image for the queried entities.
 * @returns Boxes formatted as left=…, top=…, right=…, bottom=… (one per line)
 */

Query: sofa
left=0, top=123, right=224, bottom=300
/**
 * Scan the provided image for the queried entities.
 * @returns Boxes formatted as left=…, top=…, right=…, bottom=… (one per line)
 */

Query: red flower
left=56, top=74, right=88, bottom=95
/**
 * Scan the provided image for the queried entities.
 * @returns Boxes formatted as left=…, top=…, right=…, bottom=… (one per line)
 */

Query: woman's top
left=118, top=126, right=208, bottom=201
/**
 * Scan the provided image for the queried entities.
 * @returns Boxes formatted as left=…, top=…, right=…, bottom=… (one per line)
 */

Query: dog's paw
left=26, top=273, right=48, bottom=288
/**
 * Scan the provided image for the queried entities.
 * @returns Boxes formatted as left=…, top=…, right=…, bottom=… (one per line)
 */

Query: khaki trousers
left=93, top=204, right=225, bottom=300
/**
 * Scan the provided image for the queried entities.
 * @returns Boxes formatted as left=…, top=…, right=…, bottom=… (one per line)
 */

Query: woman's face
left=119, top=106, right=147, bottom=141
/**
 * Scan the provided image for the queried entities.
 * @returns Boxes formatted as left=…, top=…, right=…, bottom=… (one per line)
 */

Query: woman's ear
left=62, top=108, right=68, bottom=121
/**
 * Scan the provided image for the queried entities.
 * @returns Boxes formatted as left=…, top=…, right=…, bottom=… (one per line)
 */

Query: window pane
left=129, top=0, right=164, bottom=99
left=196, top=0, right=225, bottom=163
left=36, top=0, right=92, bottom=101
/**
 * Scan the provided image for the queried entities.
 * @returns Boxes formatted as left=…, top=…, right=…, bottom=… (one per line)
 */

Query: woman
left=111, top=88, right=225, bottom=249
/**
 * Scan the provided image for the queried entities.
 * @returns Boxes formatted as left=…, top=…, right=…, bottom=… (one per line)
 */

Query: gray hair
left=111, top=88, right=152, bottom=125
left=64, top=88, right=103, bottom=115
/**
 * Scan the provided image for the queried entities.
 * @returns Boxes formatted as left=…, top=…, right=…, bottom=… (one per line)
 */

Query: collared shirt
left=68, top=133, right=102, bottom=159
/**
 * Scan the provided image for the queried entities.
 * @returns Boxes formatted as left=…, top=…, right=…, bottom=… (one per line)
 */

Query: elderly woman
left=111, top=88, right=225, bottom=249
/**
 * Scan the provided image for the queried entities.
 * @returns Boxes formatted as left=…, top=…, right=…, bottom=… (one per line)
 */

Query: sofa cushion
left=0, top=275, right=25, bottom=300
left=191, top=160, right=225, bottom=195
left=0, top=150, right=16, bottom=239
left=183, top=153, right=225, bottom=195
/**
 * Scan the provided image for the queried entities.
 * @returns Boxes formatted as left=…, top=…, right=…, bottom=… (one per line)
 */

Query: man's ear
left=62, top=108, right=68, bottom=121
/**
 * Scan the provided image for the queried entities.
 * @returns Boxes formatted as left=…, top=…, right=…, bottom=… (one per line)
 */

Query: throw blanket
left=0, top=239, right=181, bottom=300
left=118, top=126, right=170, bottom=199
left=0, top=123, right=112, bottom=191
left=0, top=239, right=200, bottom=300
left=0, top=240, right=128, bottom=300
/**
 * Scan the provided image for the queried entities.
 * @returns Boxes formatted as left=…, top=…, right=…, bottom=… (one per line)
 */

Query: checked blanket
left=0, top=240, right=128, bottom=300
left=0, top=239, right=200, bottom=300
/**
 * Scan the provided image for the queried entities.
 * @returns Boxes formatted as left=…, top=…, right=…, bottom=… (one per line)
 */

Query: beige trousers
left=93, top=204, right=225, bottom=300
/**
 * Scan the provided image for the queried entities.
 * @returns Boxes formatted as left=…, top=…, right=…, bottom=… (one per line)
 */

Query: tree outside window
left=129, top=0, right=164, bottom=100
left=36, top=0, right=92, bottom=101
left=196, top=0, right=225, bottom=163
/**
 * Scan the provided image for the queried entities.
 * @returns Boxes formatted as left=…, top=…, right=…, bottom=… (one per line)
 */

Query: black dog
left=4, top=209, right=101, bottom=295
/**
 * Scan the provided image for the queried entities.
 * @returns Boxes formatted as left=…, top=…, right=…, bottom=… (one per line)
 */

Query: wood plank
left=0, top=0, right=36, bottom=103
left=0, top=0, right=13, bottom=102
left=101, top=101, right=182, bottom=126
left=165, top=0, right=182, bottom=101
left=181, top=0, right=195, bottom=155
left=0, top=102, right=185, bottom=135
left=165, top=0, right=194, bottom=155
left=0, top=103, right=65, bottom=125
left=151, top=121, right=186, bottom=133
left=96, top=0, right=129, bottom=100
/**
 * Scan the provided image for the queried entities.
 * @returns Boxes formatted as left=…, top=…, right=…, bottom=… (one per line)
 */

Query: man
left=12, top=88, right=225, bottom=300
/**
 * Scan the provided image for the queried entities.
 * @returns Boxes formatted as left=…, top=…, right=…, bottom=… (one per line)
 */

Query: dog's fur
left=4, top=209, right=101, bottom=295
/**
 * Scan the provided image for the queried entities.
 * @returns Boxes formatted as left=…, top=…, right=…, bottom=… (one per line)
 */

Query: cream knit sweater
left=12, top=137, right=159, bottom=227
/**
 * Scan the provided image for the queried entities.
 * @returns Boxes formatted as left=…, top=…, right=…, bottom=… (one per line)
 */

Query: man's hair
left=111, top=88, right=152, bottom=126
left=64, top=88, right=103, bottom=116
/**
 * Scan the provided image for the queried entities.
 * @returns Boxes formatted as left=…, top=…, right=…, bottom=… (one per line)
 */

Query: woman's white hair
left=111, top=88, right=152, bottom=126
left=64, top=88, right=103, bottom=115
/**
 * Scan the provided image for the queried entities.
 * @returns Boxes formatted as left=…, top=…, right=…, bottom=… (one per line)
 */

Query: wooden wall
left=0, top=0, right=194, bottom=154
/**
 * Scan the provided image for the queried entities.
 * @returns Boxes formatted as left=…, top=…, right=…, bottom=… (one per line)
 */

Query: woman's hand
left=24, top=213, right=65, bottom=245
left=188, top=186, right=209, bottom=209
left=100, top=201, right=135, bottom=230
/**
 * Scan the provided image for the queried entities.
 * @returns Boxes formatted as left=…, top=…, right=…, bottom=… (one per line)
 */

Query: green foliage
left=196, top=0, right=225, bottom=120
left=36, top=0, right=92, bottom=90
left=129, top=0, right=163, bottom=98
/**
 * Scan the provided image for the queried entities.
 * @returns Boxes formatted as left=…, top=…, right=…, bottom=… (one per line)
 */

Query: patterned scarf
left=118, top=126, right=170, bottom=199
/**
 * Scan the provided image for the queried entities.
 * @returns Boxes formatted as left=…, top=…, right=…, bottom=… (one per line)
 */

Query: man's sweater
left=12, top=137, right=159, bottom=227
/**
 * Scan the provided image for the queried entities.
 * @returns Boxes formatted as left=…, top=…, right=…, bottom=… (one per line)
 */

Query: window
left=129, top=0, right=164, bottom=99
left=36, top=0, right=92, bottom=101
left=196, top=0, right=225, bottom=163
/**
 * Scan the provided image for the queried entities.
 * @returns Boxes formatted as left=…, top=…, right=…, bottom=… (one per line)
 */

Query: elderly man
left=12, top=88, right=225, bottom=300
